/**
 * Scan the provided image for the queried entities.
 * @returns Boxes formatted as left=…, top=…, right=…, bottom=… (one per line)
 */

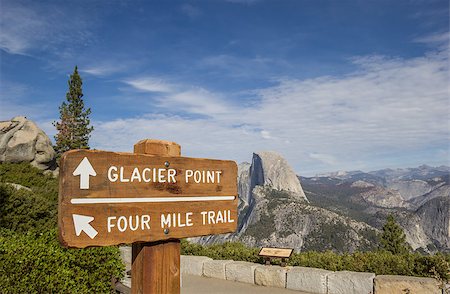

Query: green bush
left=289, top=250, right=450, bottom=280
left=0, top=229, right=124, bottom=293
left=0, top=162, right=58, bottom=195
left=0, top=163, right=58, bottom=233
left=0, top=163, right=125, bottom=293
left=0, top=184, right=56, bottom=233
left=181, top=240, right=450, bottom=282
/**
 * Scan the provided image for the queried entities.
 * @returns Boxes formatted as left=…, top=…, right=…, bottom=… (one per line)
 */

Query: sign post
left=132, top=139, right=181, bottom=294
left=58, top=139, right=238, bottom=294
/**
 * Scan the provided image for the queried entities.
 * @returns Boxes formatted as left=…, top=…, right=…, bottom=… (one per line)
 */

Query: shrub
left=0, top=163, right=125, bottom=293
left=0, top=162, right=58, bottom=193
left=0, top=229, right=124, bottom=293
left=181, top=240, right=450, bottom=282
left=0, top=184, right=56, bottom=233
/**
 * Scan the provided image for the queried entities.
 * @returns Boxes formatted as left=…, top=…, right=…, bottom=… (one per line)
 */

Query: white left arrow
left=73, top=157, right=96, bottom=189
left=73, top=214, right=98, bottom=239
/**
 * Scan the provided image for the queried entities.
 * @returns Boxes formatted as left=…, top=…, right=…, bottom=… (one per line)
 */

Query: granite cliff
left=195, top=151, right=379, bottom=252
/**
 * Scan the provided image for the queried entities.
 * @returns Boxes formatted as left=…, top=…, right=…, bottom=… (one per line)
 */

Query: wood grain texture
left=134, top=139, right=181, bottom=156
left=58, top=148, right=237, bottom=248
left=132, top=140, right=181, bottom=294
left=132, top=240, right=181, bottom=294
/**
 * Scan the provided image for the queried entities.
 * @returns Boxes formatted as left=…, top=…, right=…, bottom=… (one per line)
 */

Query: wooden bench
left=258, top=247, right=293, bottom=267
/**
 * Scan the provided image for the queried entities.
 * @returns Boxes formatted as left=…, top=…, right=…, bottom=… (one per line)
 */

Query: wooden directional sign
left=58, top=149, right=238, bottom=248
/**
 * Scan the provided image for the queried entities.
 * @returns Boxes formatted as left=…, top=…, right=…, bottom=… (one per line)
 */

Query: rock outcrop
left=359, top=186, right=410, bottom=209
left=192, top=151, right=310, bottom=246
left=240, top=186, right=378, bottom=251
left=237, top=151, right=308, bottom=234
left=304, top=166, right=450, bottom=252
left=238, top=162, right=252, bottom=206
left=248, top=152, right=307, bottom=201
left=387, top=179, right=433, bottom=200
left=195, top=154, right=449, bottom=252
left=409, top=184, right=450, bottom=208
left=415, top=196, right=450, bottom=249
left=0, top=116, right=56, bottom=171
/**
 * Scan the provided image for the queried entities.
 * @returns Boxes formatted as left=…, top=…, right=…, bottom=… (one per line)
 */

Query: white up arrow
left=73, top=214, right=98, bottom=239
left=73, top=157, right=96, bottom=189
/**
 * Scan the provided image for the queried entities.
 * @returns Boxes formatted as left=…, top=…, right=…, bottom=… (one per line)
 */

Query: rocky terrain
left=195, top=151, right=380, bottom=252
left=197, top=155, right=449, bottom=253
left=0, top=116, right=57, bottom=173
left=302, top=166, right=450, bottom=252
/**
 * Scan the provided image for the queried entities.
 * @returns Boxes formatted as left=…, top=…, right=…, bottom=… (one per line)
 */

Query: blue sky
left=1, top=0, right=449, bottom=176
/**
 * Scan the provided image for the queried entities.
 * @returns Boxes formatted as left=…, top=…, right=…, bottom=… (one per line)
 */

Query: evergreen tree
left=53, top=66, right=93, bottom=156
left=380, top=214, right=410, bottom=254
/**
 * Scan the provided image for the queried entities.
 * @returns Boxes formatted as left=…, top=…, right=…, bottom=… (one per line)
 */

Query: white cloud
left=124, top=77, right=175, bottom=93
left=414, top=32, right=449, bottom=45
left=82, top=64, right=126, bottom=77
left=89, top=47, right=449, bottom=175
left=163, top=88, right=231, bottom=116
left=308, top=153, right=337, bottom=165
left=91, top=115, right=259, bottom=162
left=260, top=130, right=272, bottom=139
left=122, top=77, right=234, bottom=116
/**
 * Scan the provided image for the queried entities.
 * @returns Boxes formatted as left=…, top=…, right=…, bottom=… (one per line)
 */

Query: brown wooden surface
left=134, top=139, right=181, bottom=156
left=258, top=247, right=294, bottom=258
left=58, top=148, right=237, bottom=248
left=132, top=240, right=181, bottom=294
left=59, top=150, right=237, bottom=198
left=132, top=140, right=181, bottom=294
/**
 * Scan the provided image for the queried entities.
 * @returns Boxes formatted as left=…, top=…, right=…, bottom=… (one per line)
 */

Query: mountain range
left=195, top=154, right=449, bottom=253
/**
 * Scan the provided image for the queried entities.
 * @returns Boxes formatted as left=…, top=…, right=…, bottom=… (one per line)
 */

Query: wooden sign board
left=58, top=150, right=238, bottom=248
left=258, top=247, right=294, bottom=258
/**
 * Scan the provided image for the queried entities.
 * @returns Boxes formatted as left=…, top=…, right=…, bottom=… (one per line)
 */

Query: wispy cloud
left=124, top=77, right=175, bottom=93
left=260, top=130, right=272, bottom=139
left=123, top=77, right=233, bottom=116
left=81, top=64, right=128, bottom=77
left=308, top=153, right=337, bottom=165
left=94, top=46, right=448, bottom=175
left=163, top=88, right=231, bottom=115
left=0, top=2, right=46, bottom=55
left=0, top=1, right=92, bottom=55
left=413, top=31, right=449, bottom=45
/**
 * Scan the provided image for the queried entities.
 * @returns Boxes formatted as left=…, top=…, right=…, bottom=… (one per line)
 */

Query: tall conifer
left=380, top=214, right=410, bottom=254
left=53, top=66, right=93, bottom=156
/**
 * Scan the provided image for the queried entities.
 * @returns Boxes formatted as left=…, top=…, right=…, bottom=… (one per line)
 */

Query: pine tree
left=380, top=214, right=410, bottom=254
left=53, top=66, right=93, bottom=156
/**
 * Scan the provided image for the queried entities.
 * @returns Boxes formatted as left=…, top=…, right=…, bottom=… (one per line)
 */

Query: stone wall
left=180, top=255, right=446, bottom=294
